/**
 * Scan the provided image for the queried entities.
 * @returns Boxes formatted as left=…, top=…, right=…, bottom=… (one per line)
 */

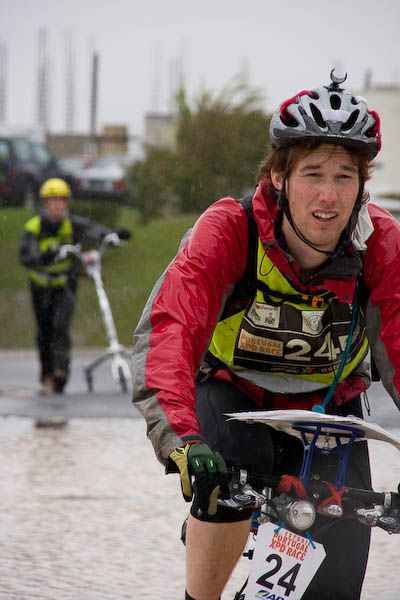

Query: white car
left=58, top=154, right=96, bottom=178
left=78, top=154, right=134, bottom=201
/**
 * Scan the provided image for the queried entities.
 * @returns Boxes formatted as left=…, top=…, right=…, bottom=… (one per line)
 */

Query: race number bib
left=245, top=522, right=326, bottom=599
left=233, top=296, right=365, bottom=377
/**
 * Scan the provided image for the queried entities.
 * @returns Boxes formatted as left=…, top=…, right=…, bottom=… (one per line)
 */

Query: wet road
left=0, top=351, right=399, bottom=599
left=0, top=350, right=137, bottom=419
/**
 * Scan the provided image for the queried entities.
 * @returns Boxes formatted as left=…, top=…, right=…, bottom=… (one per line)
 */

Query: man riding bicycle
left=131, top=71, right=400, bottom=599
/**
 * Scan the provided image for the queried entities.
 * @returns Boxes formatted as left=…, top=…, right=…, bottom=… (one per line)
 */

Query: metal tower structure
left=150, top=42, right=162, bottom=112
left=89, top=50, right=99, bottom=136
left=0, top=41, right=7, bottom=124
left=168, top=40, right=187, bottom=112
left=37, top=28, right=50, bottom=131
left=65, top=30, right=75, bottom=132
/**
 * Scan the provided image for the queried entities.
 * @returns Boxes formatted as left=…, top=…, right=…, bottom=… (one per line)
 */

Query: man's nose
left=318, top=179, right=338, bottom=203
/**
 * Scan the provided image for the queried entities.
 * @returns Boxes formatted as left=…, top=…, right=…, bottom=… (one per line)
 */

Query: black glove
left=116, top=228, right=132, bottom=240
left=168, top=442, right=227, bottom=516
left=39, top=246, right=59, bottom=265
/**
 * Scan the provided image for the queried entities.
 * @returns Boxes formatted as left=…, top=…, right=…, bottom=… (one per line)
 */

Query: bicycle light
left=318, top=503, right=344, bottom=518
left=285, top=500, right=316, bottom=531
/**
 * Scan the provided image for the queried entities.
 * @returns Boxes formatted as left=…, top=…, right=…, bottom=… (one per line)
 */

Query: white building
left=144, top=113, right=176, bottom=150
left=356, top=83, right=400, bottom=197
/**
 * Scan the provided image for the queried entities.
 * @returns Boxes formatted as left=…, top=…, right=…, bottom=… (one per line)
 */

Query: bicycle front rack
left=292, top=421, right=366, bottom=490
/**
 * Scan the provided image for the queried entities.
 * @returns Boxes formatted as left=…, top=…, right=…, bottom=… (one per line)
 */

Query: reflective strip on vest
left=27, top=269, right=68, bottom=287
left=24, top=216, right=74, bottom=287
left=208, top=238, right=368, bottom=385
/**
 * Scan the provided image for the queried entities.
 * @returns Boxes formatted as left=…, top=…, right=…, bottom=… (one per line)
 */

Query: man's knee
left=190, top=499, right=252, bottom=523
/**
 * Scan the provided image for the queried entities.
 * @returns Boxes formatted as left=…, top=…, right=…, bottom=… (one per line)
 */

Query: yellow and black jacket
left=19, top=211, right=111, bottom=288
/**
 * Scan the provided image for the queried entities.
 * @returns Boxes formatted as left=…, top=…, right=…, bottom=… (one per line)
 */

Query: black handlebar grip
left=116, top=228, right=132, bottom=240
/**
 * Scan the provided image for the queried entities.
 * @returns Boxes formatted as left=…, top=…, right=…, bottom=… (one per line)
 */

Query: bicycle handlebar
left=218, top=468, right=400, bottom=534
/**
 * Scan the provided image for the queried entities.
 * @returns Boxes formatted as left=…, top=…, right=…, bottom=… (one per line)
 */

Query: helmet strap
left=277, top=178, right=364, bottom=258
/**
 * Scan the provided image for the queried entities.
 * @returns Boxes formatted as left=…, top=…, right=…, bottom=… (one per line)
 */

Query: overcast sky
left=1, top=0, right=399, bottom=140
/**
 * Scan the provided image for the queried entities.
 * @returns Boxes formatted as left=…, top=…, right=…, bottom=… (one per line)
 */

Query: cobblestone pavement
left=0, top=416, right=399, bottom=599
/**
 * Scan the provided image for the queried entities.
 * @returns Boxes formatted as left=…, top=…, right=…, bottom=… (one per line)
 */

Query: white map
left=226, top=409, right=400, bottom=451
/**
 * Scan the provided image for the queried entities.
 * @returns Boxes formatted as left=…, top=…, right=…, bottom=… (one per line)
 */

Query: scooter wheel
left=86, top=374, right=93, bottom=392
left=118, top=366, right=128, bottom=393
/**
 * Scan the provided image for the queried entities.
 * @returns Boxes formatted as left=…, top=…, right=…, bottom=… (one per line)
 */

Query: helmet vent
left=342, top=109, right=360, bottom=132
left=310, top=103, right=325, bottom=128
left=330, top=94, right=342, bottom=110
left=280, top=111, right=298, bottom=127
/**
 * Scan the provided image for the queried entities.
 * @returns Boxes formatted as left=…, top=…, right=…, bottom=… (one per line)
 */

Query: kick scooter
left=58, top=231, right=132, bottom=393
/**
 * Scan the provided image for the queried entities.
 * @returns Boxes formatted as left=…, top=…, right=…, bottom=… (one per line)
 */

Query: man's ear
left=270, top=170, right=284, bottom=191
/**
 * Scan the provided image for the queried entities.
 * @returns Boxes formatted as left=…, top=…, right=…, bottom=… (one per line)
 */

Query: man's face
left=272, top=144, right=360, bottom=252
left=45, top=197, right=68, bottom=223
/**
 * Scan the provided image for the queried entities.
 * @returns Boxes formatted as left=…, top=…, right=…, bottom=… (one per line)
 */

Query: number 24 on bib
left=245, top=522, right=326, bottom=599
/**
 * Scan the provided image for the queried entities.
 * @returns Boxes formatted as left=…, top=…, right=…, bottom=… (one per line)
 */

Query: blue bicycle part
left=313, top=276, right=360, bottom=414
left=293, top=421, right=366, bottom=489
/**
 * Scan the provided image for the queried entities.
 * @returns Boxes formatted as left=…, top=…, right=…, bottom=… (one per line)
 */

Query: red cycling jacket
left=132, top=180, right=400, bottom=464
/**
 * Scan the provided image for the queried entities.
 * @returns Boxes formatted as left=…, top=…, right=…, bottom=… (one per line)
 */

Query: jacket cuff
left=181, top=434, right=206, bottom=444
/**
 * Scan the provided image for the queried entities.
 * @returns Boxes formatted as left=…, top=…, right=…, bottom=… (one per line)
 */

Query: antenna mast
left=0, top=41, right=7, bottom=124
left=65, top=30, right=75, bottom=132
left=37, top=28, right=50, bottom=131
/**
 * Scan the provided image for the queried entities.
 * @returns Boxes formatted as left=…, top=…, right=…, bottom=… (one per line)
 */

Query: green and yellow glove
left=168, top=441, right=228, bottom=516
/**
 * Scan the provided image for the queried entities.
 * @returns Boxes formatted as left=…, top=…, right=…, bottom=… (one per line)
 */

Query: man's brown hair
left=257, top=140, right=374, bottom=202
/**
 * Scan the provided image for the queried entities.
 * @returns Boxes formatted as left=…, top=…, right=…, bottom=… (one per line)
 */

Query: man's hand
left=168, top=443, right=227, bottom=516
left=39, top=245, right=59, bottom=265
left=103, top=232, right=121, bottom=247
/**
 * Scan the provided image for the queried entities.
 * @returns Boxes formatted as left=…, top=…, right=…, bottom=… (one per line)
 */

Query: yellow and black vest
left=24, top=215, right=74, bottom=287
left=207, top=198, right=368, bottom=387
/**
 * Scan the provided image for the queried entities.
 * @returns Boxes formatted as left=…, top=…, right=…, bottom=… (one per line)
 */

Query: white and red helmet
left=270, top=70, right=381, bottom=159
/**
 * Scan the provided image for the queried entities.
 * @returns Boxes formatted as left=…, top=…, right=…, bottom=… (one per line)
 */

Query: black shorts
left=191, top=376, right=303, bottom=522
left=192, top=376, right=371, bottom=599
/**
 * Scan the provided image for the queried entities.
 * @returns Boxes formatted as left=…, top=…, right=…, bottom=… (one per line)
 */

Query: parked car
left=77, top=154, right=134, bottom=202
left=0, top=136, right=79, bottom=209
left=57, top=154, right=96, bottom=178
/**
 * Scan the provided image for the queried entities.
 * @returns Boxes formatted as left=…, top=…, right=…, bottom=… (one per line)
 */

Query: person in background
left=131, top=71, right=400, bottom=600
left=19, top=177, right=114, bottom=395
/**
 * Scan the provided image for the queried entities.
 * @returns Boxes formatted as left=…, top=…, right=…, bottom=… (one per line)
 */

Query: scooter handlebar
left=116, top=228, right=131, bottom=240
left=57, top=228, right=131, bottom=262
left=56, top=244, right=82, bottom=261
left=102, top=233, right=121, bottom=247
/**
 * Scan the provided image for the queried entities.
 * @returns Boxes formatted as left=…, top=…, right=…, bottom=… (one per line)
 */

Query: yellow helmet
left=39, top=178, right=71, bottom=199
